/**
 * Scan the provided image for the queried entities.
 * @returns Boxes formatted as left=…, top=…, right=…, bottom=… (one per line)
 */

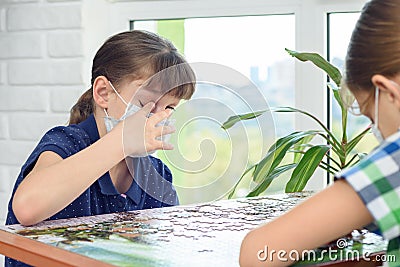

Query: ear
left=371, top=74, right=400, bottom=108
left=92, top=76, right=110, bottom=109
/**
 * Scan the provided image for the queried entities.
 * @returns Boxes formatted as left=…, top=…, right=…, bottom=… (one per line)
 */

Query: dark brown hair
left=345, top=0, right=400, bottom=94
left=69, top=30, right=195, bottom=125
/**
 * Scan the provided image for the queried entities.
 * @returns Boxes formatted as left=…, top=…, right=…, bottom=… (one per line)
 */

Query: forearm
left=239, top=180, right=373, bottom=267
left=13, top=127, right=125, bottom=225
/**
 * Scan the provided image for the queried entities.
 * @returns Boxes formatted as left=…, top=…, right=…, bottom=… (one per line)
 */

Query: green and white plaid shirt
left=336, top=131, right=400, bottom=266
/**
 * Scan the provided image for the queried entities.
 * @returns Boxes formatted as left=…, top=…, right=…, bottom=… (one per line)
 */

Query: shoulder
left=42, top=125, right=89, bottom=142
left=36, top=125, right=91, bottom=159
left=337, top=134, right=400, bottom=181
left=335, top=134, right=400, bottom=241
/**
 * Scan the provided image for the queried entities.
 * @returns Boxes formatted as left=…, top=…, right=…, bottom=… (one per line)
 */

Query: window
left=133, top=16, right=295, bottom=203
left=84, top=0, right=369, bottom=203
left=328, top=12, right=377, bottom=171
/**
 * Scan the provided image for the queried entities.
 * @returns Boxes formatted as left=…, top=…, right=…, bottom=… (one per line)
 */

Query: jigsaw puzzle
left=2, top=193, right=387, bottom=266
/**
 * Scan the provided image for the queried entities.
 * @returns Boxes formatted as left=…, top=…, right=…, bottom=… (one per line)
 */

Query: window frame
left=83, top=0, right=368, bottom=190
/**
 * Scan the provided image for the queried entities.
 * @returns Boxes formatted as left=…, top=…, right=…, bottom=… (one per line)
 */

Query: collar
left=383, top=129, right=400, bottom=144
left=125, top=179, right=143, bottom=205
left=77, top=114, right=100, bottom=144
left=95, top=174, right=143, bottom=205
left=96, top=175, right=142, bottom=205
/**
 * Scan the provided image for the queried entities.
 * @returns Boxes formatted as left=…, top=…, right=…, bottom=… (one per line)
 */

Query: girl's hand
left=119, top=102, right=175, bottom=157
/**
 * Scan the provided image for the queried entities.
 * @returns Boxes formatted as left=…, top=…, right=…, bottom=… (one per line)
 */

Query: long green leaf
left=293, top=135, right=315, bottom=163
left=247, top=163, right=297, bottom=197
left=253, top=131, right=319, bottom=183
left=324, top=153, right=342, bottom=170
left=327, top=82, right=343, bottom=109
left=285, top=145, right=330, bottom=192
left=317, top=134, right=345, bottom=162
left=272, top=107, right=342, bottom=150
left=285, top=48, right=342, bottom=87
left=318, top=162, right=337, bottom=175
left=227, top=164, right=257, bottom=199
left=221, top=105, right=343, bottom=154
left=345, top=153, right=368, bottom=168
left=221, top=110, right=267, bottom=130
left=346, top=126, right=371, bottom=153
left=307, top=145, right=341, bottom=170
left=319, top=160, right=339, bottom=173
left=328, top=82, right=348, bottom=143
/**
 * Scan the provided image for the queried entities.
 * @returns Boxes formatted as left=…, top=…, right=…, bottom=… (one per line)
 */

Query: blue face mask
left=371, top=87, right=384, bottom=143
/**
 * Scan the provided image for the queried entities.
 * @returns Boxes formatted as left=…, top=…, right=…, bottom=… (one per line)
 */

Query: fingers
left=161, top=142, right=174, bottom=150
left=143, top=137, right=174, bottom=152
left=153, top=124, right=176, bottom=137
left=144, top=125, right=175, bottom=152
left=124, top=103, right=175, bottom=155
left=148, top=109, right=173, bottom=126
left=151, top=140, right=174, bottom=151
left=139, top=102, right=155, bottom=115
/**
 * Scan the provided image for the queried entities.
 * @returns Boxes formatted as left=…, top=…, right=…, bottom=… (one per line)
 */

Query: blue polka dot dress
left=5, top=114, right=179, bottom=267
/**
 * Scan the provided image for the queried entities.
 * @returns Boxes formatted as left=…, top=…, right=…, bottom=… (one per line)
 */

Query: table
left=0, top=193, right=387, bottom=267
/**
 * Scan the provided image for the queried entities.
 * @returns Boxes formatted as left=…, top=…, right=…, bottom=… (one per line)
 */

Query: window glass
left=329, top=13, right=377, bottom=172
left=133, top=15, right=295, bottom=203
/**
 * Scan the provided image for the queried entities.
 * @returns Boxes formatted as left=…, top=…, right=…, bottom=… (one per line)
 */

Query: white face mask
left=371, top=86, right=384, bottom=143
left=103, top=81, right=174, bottom=143
left=103, top=81, right=141, bottom=133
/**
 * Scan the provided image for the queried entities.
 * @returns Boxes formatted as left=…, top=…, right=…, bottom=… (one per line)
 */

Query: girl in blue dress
left=6, top=30, right=195, bottom=267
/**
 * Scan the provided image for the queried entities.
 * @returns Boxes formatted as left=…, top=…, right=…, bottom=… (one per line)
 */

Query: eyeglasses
left=347, top=99, right=363, bottom=116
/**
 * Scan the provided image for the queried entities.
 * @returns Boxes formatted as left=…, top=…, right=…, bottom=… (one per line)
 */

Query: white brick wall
left=0, top=166, right=12, bottom=221
left=4, top=0, right=39, bottom=3
left=0, top=8, right=5, bottom=32
left=0, top=166, right=8, bottom=262
left=0, top=33, right=42, bottom=58
left=9, top=113, right=69, bottom=140
left=0, top=167, right=12, bottom=195
left=0, top=0, right=84, bottom=235
left=0, top=114, right=8, bottom=139
left=50, top=86, right=83, bottom=112
left=0, top=62, right=6, bottom=84
left=9, top=60, right=83, bottom=85
left=0, top=86, right=49, bottom=111
left=48, top=31, right=82, bottom=57
left=7, top=4, right=81, bottom=31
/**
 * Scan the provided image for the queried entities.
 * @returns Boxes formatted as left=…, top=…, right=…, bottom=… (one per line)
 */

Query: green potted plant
left=223, top=49, right=370, bottom=198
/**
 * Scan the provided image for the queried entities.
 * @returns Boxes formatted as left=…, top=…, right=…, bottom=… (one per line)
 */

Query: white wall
left=0, top=0, right=84, bottom=226
left=0, top=1, right=84, bottom=264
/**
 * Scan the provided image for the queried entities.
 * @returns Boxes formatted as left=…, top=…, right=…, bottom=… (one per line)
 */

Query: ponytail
left=69, top=88, right=94, bottom=125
